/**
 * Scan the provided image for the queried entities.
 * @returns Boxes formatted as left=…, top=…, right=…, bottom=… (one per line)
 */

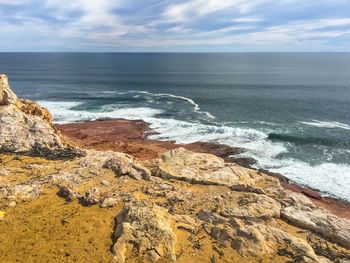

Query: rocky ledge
left=0, top=74, right=83, bottom=159
left=0, top=74, right=350, bottom=263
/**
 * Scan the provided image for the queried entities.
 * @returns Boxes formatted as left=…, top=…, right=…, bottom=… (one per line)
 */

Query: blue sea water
left=1, top=52, right=350, bottom=200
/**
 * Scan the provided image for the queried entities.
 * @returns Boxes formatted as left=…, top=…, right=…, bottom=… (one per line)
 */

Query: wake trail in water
left=300, top=120, right=350, bottom=130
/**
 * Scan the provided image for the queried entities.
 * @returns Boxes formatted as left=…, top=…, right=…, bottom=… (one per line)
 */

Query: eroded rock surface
left=282, top=206, right=350, bottom=249
left=0, top=74, right=82, bottom=158
left=111, top=200, right=177, bottom=263
left=0, top=74, right=17, bottom=105
left=157, top=147, right=282, bottom=195
left=197, top=209, right=325, bottom=262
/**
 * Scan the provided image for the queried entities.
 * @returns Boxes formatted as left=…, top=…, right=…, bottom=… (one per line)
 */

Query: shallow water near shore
left=1, top=52, right=350, bottom=201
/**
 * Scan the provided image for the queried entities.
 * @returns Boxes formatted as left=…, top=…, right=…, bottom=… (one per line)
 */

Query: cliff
left=0, top=74, right=349, bottom=263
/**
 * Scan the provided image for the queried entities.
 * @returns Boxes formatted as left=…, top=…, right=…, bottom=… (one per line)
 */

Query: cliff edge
left=0, top=74, right=83, bottom=158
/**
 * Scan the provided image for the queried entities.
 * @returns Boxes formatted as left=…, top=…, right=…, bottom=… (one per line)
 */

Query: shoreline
left=56, top=118, right=350, bottom=219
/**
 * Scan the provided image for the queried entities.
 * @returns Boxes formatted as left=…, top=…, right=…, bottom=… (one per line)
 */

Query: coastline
left=56, top=118, right=350, bottom=219
left=2, top=74, right=350, bottom=263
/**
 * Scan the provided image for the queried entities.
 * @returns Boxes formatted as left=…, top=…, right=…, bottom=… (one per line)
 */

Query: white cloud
left=164, top=0, right=271, bottom=22
left=0, top=0, right=350, bottom=51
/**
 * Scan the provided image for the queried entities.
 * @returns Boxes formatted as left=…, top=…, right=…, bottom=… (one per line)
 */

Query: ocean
left=1, top=52, right=350, bottom=201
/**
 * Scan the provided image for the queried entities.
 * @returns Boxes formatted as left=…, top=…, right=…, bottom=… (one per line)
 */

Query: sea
left=1, top=52, right=350, bottom=201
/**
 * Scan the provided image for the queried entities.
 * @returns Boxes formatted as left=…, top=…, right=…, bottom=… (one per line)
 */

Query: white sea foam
left=270, top=161, right=350, bottom=201
left=38, top=99, right=350, bottom=202
left=37, top=100, right=163, bottom=124
left=300, top=120, right=350, bottom=130
left=147, top=118, right=350, bottom=201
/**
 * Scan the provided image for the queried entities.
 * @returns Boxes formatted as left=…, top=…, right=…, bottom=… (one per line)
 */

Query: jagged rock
left=197, top=209, right=324, bottom=262
left=100, top=180, right=110, bottom=186
left=78, top=187, right=101, bottom=206
left=174, top=214, right=197, bottom=232
left=111, top=201, right=177, bottom=263
left=10, top=183, right=41, bottom=199
left=0, top=168, right=9, bottom=176
left=0, top=74, right=17, bottom=105
left=0, top=75, right=83, bottom=158
left=219, top=193, right=281, bottom=220
left=282, top=206, right=350, bottom=249
left=105, top=155, right=151, bottom=180
left=57, top=184, right=77, bottom=201
left=0, top=187, right=9, bottom=198
left=100, top=197, right=119, bottom=208
left=157, top=148, right=281, bottom=195
left=280, top=190, right=317, bottom=208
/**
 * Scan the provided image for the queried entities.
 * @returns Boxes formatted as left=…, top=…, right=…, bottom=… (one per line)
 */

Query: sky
left=1, top=0, right=350, bottom=52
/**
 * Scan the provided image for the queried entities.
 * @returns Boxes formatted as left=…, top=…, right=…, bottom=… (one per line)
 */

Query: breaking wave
left=300, top=120, right=350, bottom=130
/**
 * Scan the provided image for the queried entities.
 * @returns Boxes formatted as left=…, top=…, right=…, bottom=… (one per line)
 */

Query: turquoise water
left=1, top=52, right=350, bottom=200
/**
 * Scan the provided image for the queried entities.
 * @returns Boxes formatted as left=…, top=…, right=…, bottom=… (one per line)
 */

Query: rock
left=282, top=206, right=350, bottom=249
left=105, top=155, right=151, bottom=180
left=157, top=148, right=281, bottom=195
left=219, top=193, right=281, bottom=220
left=78, top=188, right=101, bottom=206
left=280, top=190, right=316, bottom=208
left=0, top=74, right=83, bottom=158
left=174, top=214, right=197, bottom=232
left=111, top=200, right=177, bottom=263
left=100, top=180, right=110, bottom=186
left=0, top=74, right=17, bottom=105
left=158, top=183, right=174, bottom=190
left=100, top=197, right=119, bottom=208
left=11, top=183, right=40, bottom=199
left=7, top=201, right=16, bottom=208
left=197, top=210, right=322, bottom=262
left=57, top=184, right=77, bottom=201
left=0, top=168, right=9, bottom=176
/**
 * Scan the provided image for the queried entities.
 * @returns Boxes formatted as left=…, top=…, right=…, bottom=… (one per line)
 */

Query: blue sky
left=1, top=0, right=350, bottom=51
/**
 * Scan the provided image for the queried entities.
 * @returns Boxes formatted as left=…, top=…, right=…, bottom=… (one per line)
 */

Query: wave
left=89, top=90, right=216, bottom=119
left=38, top=99, right=350, bottom=202
left=37, top=100, right=163, bottom=124
left=300, top=120, right=350, bottom=130
left=268, top=133, right=350, bottom=147
left=270, top=161, right=350, bottom=201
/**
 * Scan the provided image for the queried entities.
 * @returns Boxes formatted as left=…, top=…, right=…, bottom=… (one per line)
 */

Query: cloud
left=0, top=0, right=350, bottom=51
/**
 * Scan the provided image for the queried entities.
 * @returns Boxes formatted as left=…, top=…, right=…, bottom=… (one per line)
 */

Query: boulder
left=111, top=201, right=177, bottom=263
left=197, top=209, right=324, bottom=262
left=158, top=147, right=252, bottom=185
left=105, top=155, right=151, bottom=180
left=100, top=197, right=119, bottom=208
left=282, top=206, right=350, bottom=249
left=0, top=74, right=83, bottom=158
left=0, top=74, right=17, bottom=105
left=219, top=193, right=281, bottom=220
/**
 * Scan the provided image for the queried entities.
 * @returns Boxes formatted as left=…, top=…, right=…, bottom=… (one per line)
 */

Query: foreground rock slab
left=157, top=147, right=281, bottom=195
left=111, top=200, right=177, bottom=263
left=282, top=206, right=350, bottom=249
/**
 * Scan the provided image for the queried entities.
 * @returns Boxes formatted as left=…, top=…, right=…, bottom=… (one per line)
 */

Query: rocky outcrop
left=282, top=206, right=350, bottom=249
left=219, top=193, right=281, bottom=220
left=197, top=209, right=325, bottom=262
left=0, top=74, right=17, bottom=105
left=105, top=154, right=151, bottom=180
left=156, top=147, right=281, bottom=195
left=111, top=201, right=177, bottom=263
left=0, top=74, right=82, bottom=158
